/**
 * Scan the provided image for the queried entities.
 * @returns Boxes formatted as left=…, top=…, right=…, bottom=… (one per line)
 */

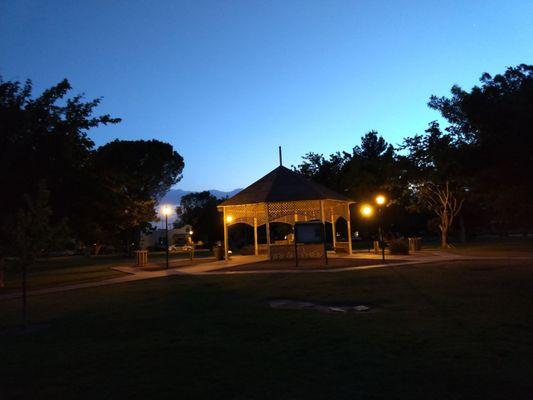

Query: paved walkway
left=1, top=251, right=531, bottom=301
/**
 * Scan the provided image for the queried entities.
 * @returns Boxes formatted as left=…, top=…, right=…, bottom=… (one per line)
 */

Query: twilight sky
left=1, top=0, right=531, bottom=191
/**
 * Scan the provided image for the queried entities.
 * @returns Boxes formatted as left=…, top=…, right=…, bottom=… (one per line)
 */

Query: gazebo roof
left=219, top=166, right=351, bottom=206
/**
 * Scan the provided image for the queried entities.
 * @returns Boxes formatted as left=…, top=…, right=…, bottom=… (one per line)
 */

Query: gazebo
left=218, top=164, right=354, bottom=260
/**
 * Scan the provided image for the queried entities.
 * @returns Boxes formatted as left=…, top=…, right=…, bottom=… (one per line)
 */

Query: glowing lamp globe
left=360, top=204, right=374, bottom=218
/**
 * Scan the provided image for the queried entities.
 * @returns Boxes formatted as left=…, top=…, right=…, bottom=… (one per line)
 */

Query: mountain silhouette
left=160, top=188, right=242, bottom=205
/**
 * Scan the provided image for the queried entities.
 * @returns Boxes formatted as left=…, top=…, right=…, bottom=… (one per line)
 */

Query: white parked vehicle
left=168, top=244, right=194, bottom=252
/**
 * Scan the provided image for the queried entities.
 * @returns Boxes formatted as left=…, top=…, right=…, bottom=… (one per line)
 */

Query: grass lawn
left=1, top=250, right=213, bottom=292
left=423, top=236, right=533, bottom=256
left=1, top=258, right=533, bottom=399
left=444, top=237, right=533, bottom=256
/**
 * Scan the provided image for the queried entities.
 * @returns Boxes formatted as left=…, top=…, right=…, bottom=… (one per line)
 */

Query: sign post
left=294, top=221, right=328, bottom=267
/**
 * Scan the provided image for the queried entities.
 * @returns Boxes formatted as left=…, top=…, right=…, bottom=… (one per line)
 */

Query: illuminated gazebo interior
left=218, top=165, right=354, bottom=260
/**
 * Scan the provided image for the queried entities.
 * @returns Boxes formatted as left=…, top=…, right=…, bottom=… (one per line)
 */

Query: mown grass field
left=423, top=236, right=533, bottom=255
left=1, top=250, right=212, bottom=291
left=1, top=257, right=532, bottom=399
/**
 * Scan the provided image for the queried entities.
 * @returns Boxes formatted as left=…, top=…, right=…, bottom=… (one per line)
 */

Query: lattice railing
left=324, top=199, right=350, bottom=223
left=223, top=203, right=266, bottom=226
left=267, top=200, right=322, bottom=224
left=221, top=199, right=351, bottom=227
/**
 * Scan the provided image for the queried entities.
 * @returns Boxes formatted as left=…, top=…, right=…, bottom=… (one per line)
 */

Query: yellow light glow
left=226, top=215, right=233, bottom=223
left=161, top=205, right=173, bottom=216
left=375, top=195, right=386, bottom=206
left=189, top=230, right=194, bottom=235
left=360, top=204, right=374, bottom=218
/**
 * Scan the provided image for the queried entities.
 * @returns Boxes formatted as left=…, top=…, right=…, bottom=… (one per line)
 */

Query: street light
left=360, top=204, right=374, bottom=218
left=374, top=195, right=387, bottom=261
left=161, top=205, right=173, bottom=269
left=187, top=228, right=194, bottom=261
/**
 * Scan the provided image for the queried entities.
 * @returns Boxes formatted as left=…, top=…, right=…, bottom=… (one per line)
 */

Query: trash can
left=373, top=240, right=381, bottom=254
left=135, top=250, right=148, bottom=267
left=408, top=237, right=422, bottom=252
left=213, top=245, right=224, bottom=260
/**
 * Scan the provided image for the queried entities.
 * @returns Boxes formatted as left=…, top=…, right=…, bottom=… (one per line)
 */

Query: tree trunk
left=440, top=227, right=448, bottom=248
left=93, top=243, right=103, bottom=256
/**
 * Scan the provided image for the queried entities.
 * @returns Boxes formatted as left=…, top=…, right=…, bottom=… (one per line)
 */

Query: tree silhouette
left=429, top=64, right=533, bottom=233
left=400, top=122, right=467, bottom=247
left=175, top=191, right=223, bottom=246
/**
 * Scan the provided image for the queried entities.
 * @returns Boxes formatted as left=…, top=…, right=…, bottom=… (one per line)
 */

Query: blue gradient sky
left=1, top=1, right=531, bottom=191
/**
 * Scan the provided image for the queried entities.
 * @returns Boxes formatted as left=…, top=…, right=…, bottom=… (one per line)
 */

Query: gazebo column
left=266, top=220, right=271, bottom=260
left=346, top=203, right=353, bottom=255
left=223, top=207, right=229, bottom=261
left=266, top=204, right=271, bottom=260
left=330, top=207, right=336, bottom=250
left=253, top=217, right=258, bottom=256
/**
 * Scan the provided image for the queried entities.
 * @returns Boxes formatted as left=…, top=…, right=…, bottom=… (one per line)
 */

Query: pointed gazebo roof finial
left=279, top=146, right=283, bottom=167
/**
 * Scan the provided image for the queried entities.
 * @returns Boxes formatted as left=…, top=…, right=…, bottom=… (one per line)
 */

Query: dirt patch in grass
left=268, top=299, right=374, bottom=314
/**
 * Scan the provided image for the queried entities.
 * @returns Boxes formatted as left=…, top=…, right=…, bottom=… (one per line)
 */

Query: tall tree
left=175, top=191, right=223, bottom=246
left=400, top=122, right=466, bottom=247
left=428, top=64, right=533, bottom=233
left=0, top=78, right=185, bottom=254
left=294, top=131, right=398, bottom=200
left=93, top=139, right=185, bottom=251
left=294, top=131, right=412, bottom=237
left=0, top=78, right=120, bottom=252
left=295, top=152, right=349, bottom=192
left=341, top=130, right=398, bottom=202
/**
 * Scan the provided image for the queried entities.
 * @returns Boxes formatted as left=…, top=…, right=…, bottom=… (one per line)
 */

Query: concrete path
left=1, top=252, right=531, bottom=301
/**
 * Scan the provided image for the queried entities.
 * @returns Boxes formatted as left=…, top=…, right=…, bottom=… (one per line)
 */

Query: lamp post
left=375, top=195, right=387, bottom=262
left=360, top=198, right=387, bottom=262
left=188, top=228, right=194, bottom=261
left=360, top=203, right=375, bottom=253
left=161, top=205, right=172, bottom=269
left=224, top=215, right=233, bottom=261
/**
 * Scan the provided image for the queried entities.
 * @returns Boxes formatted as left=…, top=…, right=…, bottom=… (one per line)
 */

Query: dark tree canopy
left=91, top=139, right=184, bottom=249
left=0, top=77, right=184, bottom=254
left=0, top=78, right=120, bottom=252
left=429, top=64, right=533, bottom=231
left=296, top=152, right=348, bottom=192
left=295, top=131, right=398, bottom=202
left=342, top=130, right=397, bottom=202
left=399, top=122, right=467, bottom=247
left=175, top=191, right=223, bottom=246
left=400, top=121, right=466, bottom=182
left=95, top=139, right=184, bottom=201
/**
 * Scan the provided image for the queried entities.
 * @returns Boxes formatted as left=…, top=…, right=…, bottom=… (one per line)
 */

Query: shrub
left=389, top=239, right=409, bottom=255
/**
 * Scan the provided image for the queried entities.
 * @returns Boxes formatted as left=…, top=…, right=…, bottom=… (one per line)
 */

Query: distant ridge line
left=160, top=188, right=242, bottom=204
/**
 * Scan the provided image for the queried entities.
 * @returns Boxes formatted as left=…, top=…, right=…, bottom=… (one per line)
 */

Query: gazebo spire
left=278, top=146, right=283, bottom=167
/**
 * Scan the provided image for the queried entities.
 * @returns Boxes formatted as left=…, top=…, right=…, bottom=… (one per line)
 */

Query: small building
left=218, top=164, right=354, bottom=260
left=139, top=224, right=192, bottom=249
